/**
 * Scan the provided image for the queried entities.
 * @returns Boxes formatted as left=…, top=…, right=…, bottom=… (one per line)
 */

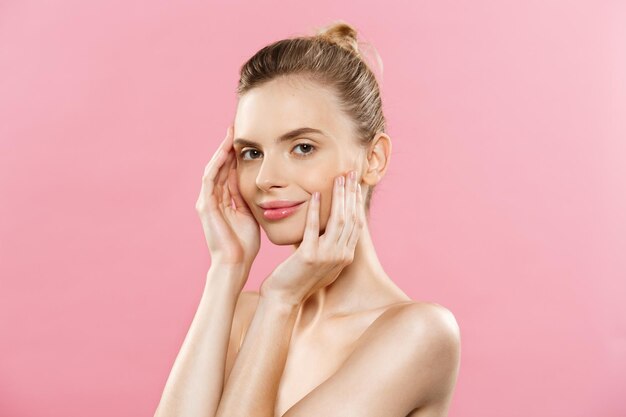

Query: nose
left=255, top=152, right=288, bottom=192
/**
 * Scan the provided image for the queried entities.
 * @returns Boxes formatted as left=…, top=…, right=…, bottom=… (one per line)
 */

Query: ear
left=362, top=132, right=392, bottom=187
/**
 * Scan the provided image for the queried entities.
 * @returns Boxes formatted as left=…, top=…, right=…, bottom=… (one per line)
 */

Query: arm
left=215, top=291, right=299, bottom=417
left=154, top=262, right=249, bottom=417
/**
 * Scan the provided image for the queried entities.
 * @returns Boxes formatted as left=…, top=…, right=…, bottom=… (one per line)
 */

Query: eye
left=239, top=143, right=317, bottom=161
left=293, top=143, right=316, bottom=156
left=240, top=149, right=262, bottom=160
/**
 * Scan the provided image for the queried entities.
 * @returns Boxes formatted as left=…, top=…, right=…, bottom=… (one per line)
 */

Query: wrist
left=259, top=285, right=302, bottom=308
left=206, top=261, right=250, bottom=292
left=210, top=256, right=251, bottom=274
left=211, top=252, right=251, bottom=266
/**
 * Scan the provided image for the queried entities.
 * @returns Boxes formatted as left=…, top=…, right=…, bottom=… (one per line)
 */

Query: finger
left=203, top=126, right=233, bottom=177
left=322, top=174, right=345, bottom=245
left=221, top=155, right=235, bottom=210
left=198, top=148, right=229, bottom=210
left=196, top=126, right=232, bottom=208
left=215, top=126, right=235, bottom=202
left=301, top=191, right=320, bottom=249
left=346, top=183, right=365, bottom=250
left=216, top=150, right=235, bottom=208
left=338, top=170, right=357, bottom=246
left=228, top=156, right=248, bottom=212
left=216, top=149, right=234, bottom=186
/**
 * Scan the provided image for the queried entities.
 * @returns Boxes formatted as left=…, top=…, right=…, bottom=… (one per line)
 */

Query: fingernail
left=350, top=170, right=356, bottom=180
left=314, top=191, right=320, bottom=201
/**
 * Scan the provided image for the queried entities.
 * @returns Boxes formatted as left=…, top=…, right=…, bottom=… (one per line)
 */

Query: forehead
left=234, top=76, right=354, bottom=143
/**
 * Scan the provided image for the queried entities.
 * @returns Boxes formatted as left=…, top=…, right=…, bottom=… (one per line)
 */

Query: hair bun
left=315, top=20, right=361, bottom=58
left=313, top=20, right=383, bottom=80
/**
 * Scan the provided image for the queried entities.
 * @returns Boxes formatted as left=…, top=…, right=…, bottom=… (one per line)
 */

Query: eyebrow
left=233, top=127, right=326, bottom=147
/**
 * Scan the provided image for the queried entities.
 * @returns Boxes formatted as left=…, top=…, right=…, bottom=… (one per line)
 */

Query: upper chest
left=274, top=303, right=414, bottom=416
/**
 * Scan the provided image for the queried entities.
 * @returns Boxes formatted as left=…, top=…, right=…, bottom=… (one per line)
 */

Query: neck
left=290, top=219, right=407, bottom=335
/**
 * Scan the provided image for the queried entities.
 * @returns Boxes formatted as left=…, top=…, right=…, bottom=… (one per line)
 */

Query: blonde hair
left=236, top=20, right=386, bottom=213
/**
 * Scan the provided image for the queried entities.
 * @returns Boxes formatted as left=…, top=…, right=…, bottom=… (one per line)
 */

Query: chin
left=262, top=224, right=305, bottom=245
left=265, top=232, right=301, bottom=246
left=262, top=222, right=326, bottom=246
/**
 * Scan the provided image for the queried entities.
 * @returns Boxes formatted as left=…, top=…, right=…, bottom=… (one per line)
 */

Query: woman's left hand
left=260, top=170, right=366, bottom=306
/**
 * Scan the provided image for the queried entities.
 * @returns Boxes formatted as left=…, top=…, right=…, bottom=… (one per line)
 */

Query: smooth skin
left=155, top=75, right=460, bottom=417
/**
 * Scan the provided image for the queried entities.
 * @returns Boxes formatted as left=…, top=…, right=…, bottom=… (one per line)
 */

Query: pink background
left=1, top=1, right=625, bottom=416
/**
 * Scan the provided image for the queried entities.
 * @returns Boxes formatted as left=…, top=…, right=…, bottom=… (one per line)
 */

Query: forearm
left=215, top=292, right=299, bottom=417
left=155, top=263, right=248, bottom=417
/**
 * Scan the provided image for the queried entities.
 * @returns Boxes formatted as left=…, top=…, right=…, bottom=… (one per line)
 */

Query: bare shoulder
left=361, top=301, right=461, bottom=413
left=369, top=301, right=460, bottom=342
left=389, top=301, right=460, bottom=342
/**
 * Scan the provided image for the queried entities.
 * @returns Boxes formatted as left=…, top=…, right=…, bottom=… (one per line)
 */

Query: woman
left=155, top=21, right=461, bottom=417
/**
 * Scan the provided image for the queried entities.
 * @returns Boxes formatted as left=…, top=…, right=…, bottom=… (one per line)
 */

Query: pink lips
left=260, top=201, right=305, bottom=220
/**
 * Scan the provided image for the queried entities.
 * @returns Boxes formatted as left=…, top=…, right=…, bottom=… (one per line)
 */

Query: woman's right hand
left=195, top=125, right=260, bottom=270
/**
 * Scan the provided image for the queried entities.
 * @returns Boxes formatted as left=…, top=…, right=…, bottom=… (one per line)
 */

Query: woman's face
left=233, top=76, right=365, bottom=245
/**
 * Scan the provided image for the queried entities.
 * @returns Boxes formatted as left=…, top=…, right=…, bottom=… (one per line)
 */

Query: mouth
left=260, top=201, right=306, bottom=221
